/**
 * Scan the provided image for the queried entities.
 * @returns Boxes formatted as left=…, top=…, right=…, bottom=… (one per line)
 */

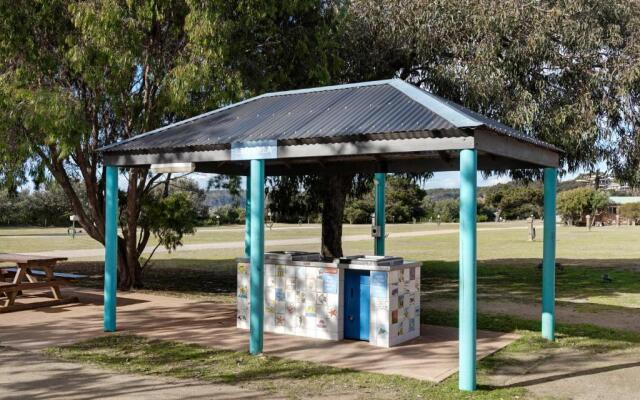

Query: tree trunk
left=116, top=236, right=136, bottom=289
left=320, top=174, right=354, bottom=258
left=120, top=168, right=147, bottom=289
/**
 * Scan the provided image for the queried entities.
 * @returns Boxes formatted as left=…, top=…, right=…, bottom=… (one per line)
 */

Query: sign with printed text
left=322, top=271, right=338, bottom=294
left=231, top=140, right=278, bottom=160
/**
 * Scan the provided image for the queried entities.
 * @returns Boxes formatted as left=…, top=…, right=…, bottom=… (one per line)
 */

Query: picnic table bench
left=0, top=253, right=79, bottom=313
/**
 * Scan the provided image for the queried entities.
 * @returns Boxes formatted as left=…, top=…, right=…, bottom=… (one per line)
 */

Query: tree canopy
left=485, top=184, right=543, bottom=220
left=2, top=0, right=640, bottom=286
left=557, top=187, right=610, bottom=225
left=344, top=0, right=640, bottom=178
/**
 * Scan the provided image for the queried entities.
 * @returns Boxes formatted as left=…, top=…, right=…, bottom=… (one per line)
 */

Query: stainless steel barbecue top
left=349, top=255, right=405, bottom=266
left=264, top=251, right=322, bottom=263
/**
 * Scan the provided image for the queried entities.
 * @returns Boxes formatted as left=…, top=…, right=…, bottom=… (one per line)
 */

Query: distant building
left=575, top=172, right=631, bottom=192
left=602, top=196, right=640, bottom=225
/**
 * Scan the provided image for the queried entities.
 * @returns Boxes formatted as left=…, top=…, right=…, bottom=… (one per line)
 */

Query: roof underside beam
left=474, top=130, right=560, bottom=168
left=194, top=153, right=543, bottom=176
left=104, top=136, right=475, bottom=166
left=103, top=131, right=560, bottom=174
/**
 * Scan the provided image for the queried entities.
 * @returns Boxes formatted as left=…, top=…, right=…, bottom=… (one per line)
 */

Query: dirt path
left=25, top=225, right=530, bottom=259
left=426, top=298, right=640, bottom=399
left=489, top=347, right=640, bottom=400
left=0, top=347, right=279, bottom=400
left=425, top=298, right=640, bottom=332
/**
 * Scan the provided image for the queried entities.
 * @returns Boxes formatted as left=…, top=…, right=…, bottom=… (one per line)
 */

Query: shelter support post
left=245, top=176, right=251, bottom=258
left=249, top=160, right=265, bottom=354
left=374, top=172, right=386, bottom=256
left=459, top=149, right=477, bottom=391
left=542, top=168, right=557, bottom=341
left=104, top=165, right=118, bottom=332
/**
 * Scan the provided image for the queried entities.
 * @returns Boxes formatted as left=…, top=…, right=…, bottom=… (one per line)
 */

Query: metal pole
left=459, top=149, right=477, bottom=391
left=249, top=160, right=265, bottom=354
left=374, top=172, right=386, bottom=256
left=542, top=167, right=557, bottom=341
left=104, top=165, right=118, bottom=332
left=244, top=176, right=251, bottom=258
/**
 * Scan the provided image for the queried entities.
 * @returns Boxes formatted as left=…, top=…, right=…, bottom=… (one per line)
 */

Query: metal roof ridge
left=259, top=79, right=395, bottom=98
left=99, top=80, right=396, bottom=152
left=388, top=80, right=481, bottom=128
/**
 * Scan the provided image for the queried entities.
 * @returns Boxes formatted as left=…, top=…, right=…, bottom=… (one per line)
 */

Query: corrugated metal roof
left=101, top=79, right=558, bottom=154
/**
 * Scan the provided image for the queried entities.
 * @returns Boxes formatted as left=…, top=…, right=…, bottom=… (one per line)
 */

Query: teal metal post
left=542, top=168, right=557, bottom=341
left=374, top=172, right=386, bottom=256
left=459, top=149, right=477, bottom=391
left=249, top=160, right=265, bottom=354
left=244, top=176, right=251, bottom=258
left=104, top=165, right=118, bottom=332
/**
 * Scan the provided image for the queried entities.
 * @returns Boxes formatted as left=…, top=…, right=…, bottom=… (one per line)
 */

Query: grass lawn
left=45, top=309, right=640, bottom=400
left=4, top=222, right=636, bottom=398
left=47, top=334, right=523, bottom=400
left=5, top=221, right=640, bottom=261
left=55, top=223, right=640, bottom=309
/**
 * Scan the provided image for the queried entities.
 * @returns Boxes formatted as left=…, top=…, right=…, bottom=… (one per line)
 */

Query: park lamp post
left=68, top=215, right=80, bottom=239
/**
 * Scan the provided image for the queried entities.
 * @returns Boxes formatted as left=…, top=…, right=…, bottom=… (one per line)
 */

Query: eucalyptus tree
left=0, top=1, right=240, bottom=289
left=0, top=0, right=351, bottom=285
left=214, top=0, right=359, bottom=257
left=4, top=0, right=640, bottom=278
left=343, top=0, right=640, bottom=179
left=242, top=0, right=640, bottom=257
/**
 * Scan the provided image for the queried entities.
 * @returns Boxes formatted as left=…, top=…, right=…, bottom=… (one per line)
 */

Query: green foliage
left=476, top=202, right=495, bottom=222
left=427, top=198, right=494, bottom=223
left=343, top=0, right=640, bottom=182
left=209, top=205, right=245, bottom=225
left=142, top=192, right=198, bottom=253
left=619, top=203, right=640, bottom=223
left=267, top=175, right=326, bottom=224
left=0, top=184, right=84, bottom=227
left=557, top=187, right=610, bottom=225
left=4, top=0, right=640, bottom=284
left=421, top=196, right=435, bottom=217
left=343, top=175, right=427, bottom=224
left=432, top=199, right=460, bottom=223
left=218, top=1, right=341, bottom=93
left=385, top=176, right=426, bottom=223
left=169, top=178, right=209, bottom=221
left=0, top=0, right=240, bottom=287
left=485, top=184, right=543, bottom=220
left=344, top=196, right=374, bottom=224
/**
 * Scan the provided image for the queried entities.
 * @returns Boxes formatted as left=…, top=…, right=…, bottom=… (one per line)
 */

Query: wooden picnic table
left=0, top=253, right=79, bottom=313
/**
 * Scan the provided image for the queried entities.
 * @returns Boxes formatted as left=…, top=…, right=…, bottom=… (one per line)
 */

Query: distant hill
left=205, top=190, right=245, bottom=208
left=424, top=177, right=591, bottom=201
left=424, top=188, right=460, bottom=201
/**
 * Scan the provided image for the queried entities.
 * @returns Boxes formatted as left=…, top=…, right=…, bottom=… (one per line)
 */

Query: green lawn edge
left=43, top=310, right=640, bottom=400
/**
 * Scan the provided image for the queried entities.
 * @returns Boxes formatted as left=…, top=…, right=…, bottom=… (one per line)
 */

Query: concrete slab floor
left=1, top=287, right=519, bottom=382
